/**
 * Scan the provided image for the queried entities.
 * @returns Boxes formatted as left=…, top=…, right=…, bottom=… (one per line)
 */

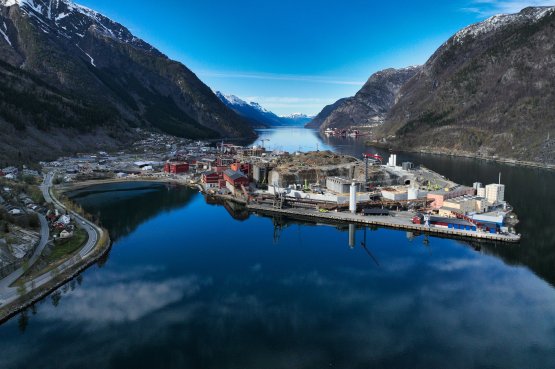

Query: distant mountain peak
left=216, top=92, right=313, bottom=127
left=308, top=66, right=420, bottom=131
left=215, top=92, right=270, bottom=113
left=280, top=112, right=312, bottom=119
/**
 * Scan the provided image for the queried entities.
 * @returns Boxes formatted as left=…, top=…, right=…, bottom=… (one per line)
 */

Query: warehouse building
left=326, top=177, right=362, bottom=194
left=427, top=186, right=475, bottom=209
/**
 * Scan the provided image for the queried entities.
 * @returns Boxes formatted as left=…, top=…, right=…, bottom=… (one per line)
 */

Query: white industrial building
left=326, top=177, right=362, bottom=194
left=485, top=184, right=505, bottom=204
left=381, top=187, right=408, bottom=201
left=268, top=185, right=372, bottom=205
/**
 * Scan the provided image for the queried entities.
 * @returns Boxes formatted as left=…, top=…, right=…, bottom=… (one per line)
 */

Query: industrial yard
left=32, top=131, right=520, bottom=243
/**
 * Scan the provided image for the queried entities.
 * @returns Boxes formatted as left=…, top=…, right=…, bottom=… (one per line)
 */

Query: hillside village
left=0, top=167, right=86, bottom=282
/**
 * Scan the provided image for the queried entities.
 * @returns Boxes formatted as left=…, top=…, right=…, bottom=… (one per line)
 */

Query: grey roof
left=224, top=169, right=246, bottom=180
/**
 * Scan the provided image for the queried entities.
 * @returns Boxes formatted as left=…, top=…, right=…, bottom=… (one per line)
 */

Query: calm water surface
left=1, top=128, right=554, bottom=369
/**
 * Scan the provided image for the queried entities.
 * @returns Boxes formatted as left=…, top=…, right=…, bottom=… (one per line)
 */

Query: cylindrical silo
left=349, top=182, right=357, bottom=214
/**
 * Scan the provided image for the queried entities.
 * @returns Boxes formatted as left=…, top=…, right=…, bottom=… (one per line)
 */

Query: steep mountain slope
left=381, top=6, right=555, bottom=164
left=216, top=92, right=313, bottom=126
left=305, top=98, right=348, bottom=128
left=310, top=67, right=420, bottom=131
left=0, top=0, right=255, bottom=164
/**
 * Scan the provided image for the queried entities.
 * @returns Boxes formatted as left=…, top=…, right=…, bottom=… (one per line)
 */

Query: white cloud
left=38, top=270, right=212, bottom=326
left=431, top=257, right=486, bottom=272
left=464, top=0, right=555, bottom=16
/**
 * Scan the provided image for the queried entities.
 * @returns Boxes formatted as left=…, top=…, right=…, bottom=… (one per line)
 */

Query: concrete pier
left=247, top=204, right=521, bottom=243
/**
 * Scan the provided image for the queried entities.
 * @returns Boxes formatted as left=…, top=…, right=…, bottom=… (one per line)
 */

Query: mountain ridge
left=216, top=92, right=313, bottom=127
left=380, top=6, right=555, bottom=164
left=0, top=0, right=255, bottom=164
left=307, top=66, right=420, bottom=131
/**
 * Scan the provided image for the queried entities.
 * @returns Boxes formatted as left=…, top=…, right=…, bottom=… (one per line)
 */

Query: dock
left=247, top=204, right=521, bottom=243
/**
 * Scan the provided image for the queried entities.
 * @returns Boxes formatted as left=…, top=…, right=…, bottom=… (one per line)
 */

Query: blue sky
left=79, top=0, right=554, bottom=115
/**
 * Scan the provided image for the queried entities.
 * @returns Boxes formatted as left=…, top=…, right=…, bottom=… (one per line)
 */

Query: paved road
left=0, top=172, right=102, bottom=306
left=0, top=215, right=49, bottom=292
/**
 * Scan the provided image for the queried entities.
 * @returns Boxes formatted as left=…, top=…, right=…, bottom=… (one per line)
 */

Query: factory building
left=223, top=169, right=249, bottom=191
left=326, top=177, right=362, bottom=194
left=441, top=195, right=488, bottom=214
left=252, top=163, right=272, bottom=183
left=164, top=162, right=189, bottom=174
left=485, top=184, right=505, bottom=204
left=381, top=187, right=408, bottom=201
left=202, top=172, right=222, bottom=189
left=230, top=162, right=252, bottom=177
left=427, top=186, right=476, bottom=209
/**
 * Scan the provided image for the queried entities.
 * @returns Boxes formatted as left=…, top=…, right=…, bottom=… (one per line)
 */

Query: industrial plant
left=40, top=134, right=519, bottom=243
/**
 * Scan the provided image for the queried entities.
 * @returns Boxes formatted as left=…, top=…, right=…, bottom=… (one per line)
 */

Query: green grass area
left=13, top=228, right=89, bottom=286
left=46, top=229, right=88, bottom=264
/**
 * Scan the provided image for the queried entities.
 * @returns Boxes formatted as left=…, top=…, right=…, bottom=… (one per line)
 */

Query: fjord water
left=1, top=128, right=555, bottom=369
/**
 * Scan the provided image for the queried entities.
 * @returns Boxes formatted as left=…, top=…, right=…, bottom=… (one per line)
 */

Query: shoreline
left=0, top=237, right=112, bottom=325
left=0, top=178, right=112, bottom=324
left=246, top=204, right=520, bottom=244
left=1, top=142, right=525, bottom=323
left=365, top=142, right=555, bottom=171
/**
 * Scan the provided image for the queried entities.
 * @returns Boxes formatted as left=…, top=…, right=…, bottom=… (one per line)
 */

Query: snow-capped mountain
left=279, top=113, right=313, bottom=125
left=452, top=6, right=555, bottom=45
left=0, top=0, right=254, bottom=163
left=0, top=0, right=158, bottom=55
left=216, top=92, right=312, bottom=127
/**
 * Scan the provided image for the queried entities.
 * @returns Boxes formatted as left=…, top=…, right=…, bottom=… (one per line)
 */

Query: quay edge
left=246, top=204, right=521, bottom=244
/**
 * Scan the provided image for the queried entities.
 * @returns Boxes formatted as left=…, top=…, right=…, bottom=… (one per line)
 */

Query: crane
left=259, top=139, right=270, bottom=149
left=362, top=153, right=384, bottom=190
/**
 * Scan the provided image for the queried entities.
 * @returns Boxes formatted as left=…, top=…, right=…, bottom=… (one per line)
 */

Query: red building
left=214, top=165, right=228, bottom=173
left=202, top=172, right=224, bottom=189
left=0, top=170, right=4, bottom=177
left=230, top=162, right=252, bottom=177
left=223, top=169, right=249, bottom=187
left=164, top=162, right=189, bottom=174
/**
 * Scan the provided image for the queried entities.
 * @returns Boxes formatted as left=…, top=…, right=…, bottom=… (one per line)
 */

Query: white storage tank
left=349, top=182, right=357, bottom=213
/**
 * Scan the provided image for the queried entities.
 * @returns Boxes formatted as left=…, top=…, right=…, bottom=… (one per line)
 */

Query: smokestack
left=349, top=182, right=357, bottom=214
left=499, top=172, right=501, bottom=185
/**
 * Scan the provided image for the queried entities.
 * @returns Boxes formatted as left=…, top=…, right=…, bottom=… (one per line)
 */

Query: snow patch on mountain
left=280, top=113, right=313, bottom=119
left=453, top=6, right=555, bottom=44
left=1, top=0, right=160, bottom=54
left=0, top=27, right=11, bottom=46
left=216, top=92, right=270, bottom=113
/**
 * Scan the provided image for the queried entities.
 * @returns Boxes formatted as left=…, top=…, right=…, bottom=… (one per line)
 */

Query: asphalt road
left=0, top=173, right=101, bottom=306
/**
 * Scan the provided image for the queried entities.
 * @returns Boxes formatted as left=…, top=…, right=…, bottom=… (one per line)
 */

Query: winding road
left=0, top=173, right=102, bottom=307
